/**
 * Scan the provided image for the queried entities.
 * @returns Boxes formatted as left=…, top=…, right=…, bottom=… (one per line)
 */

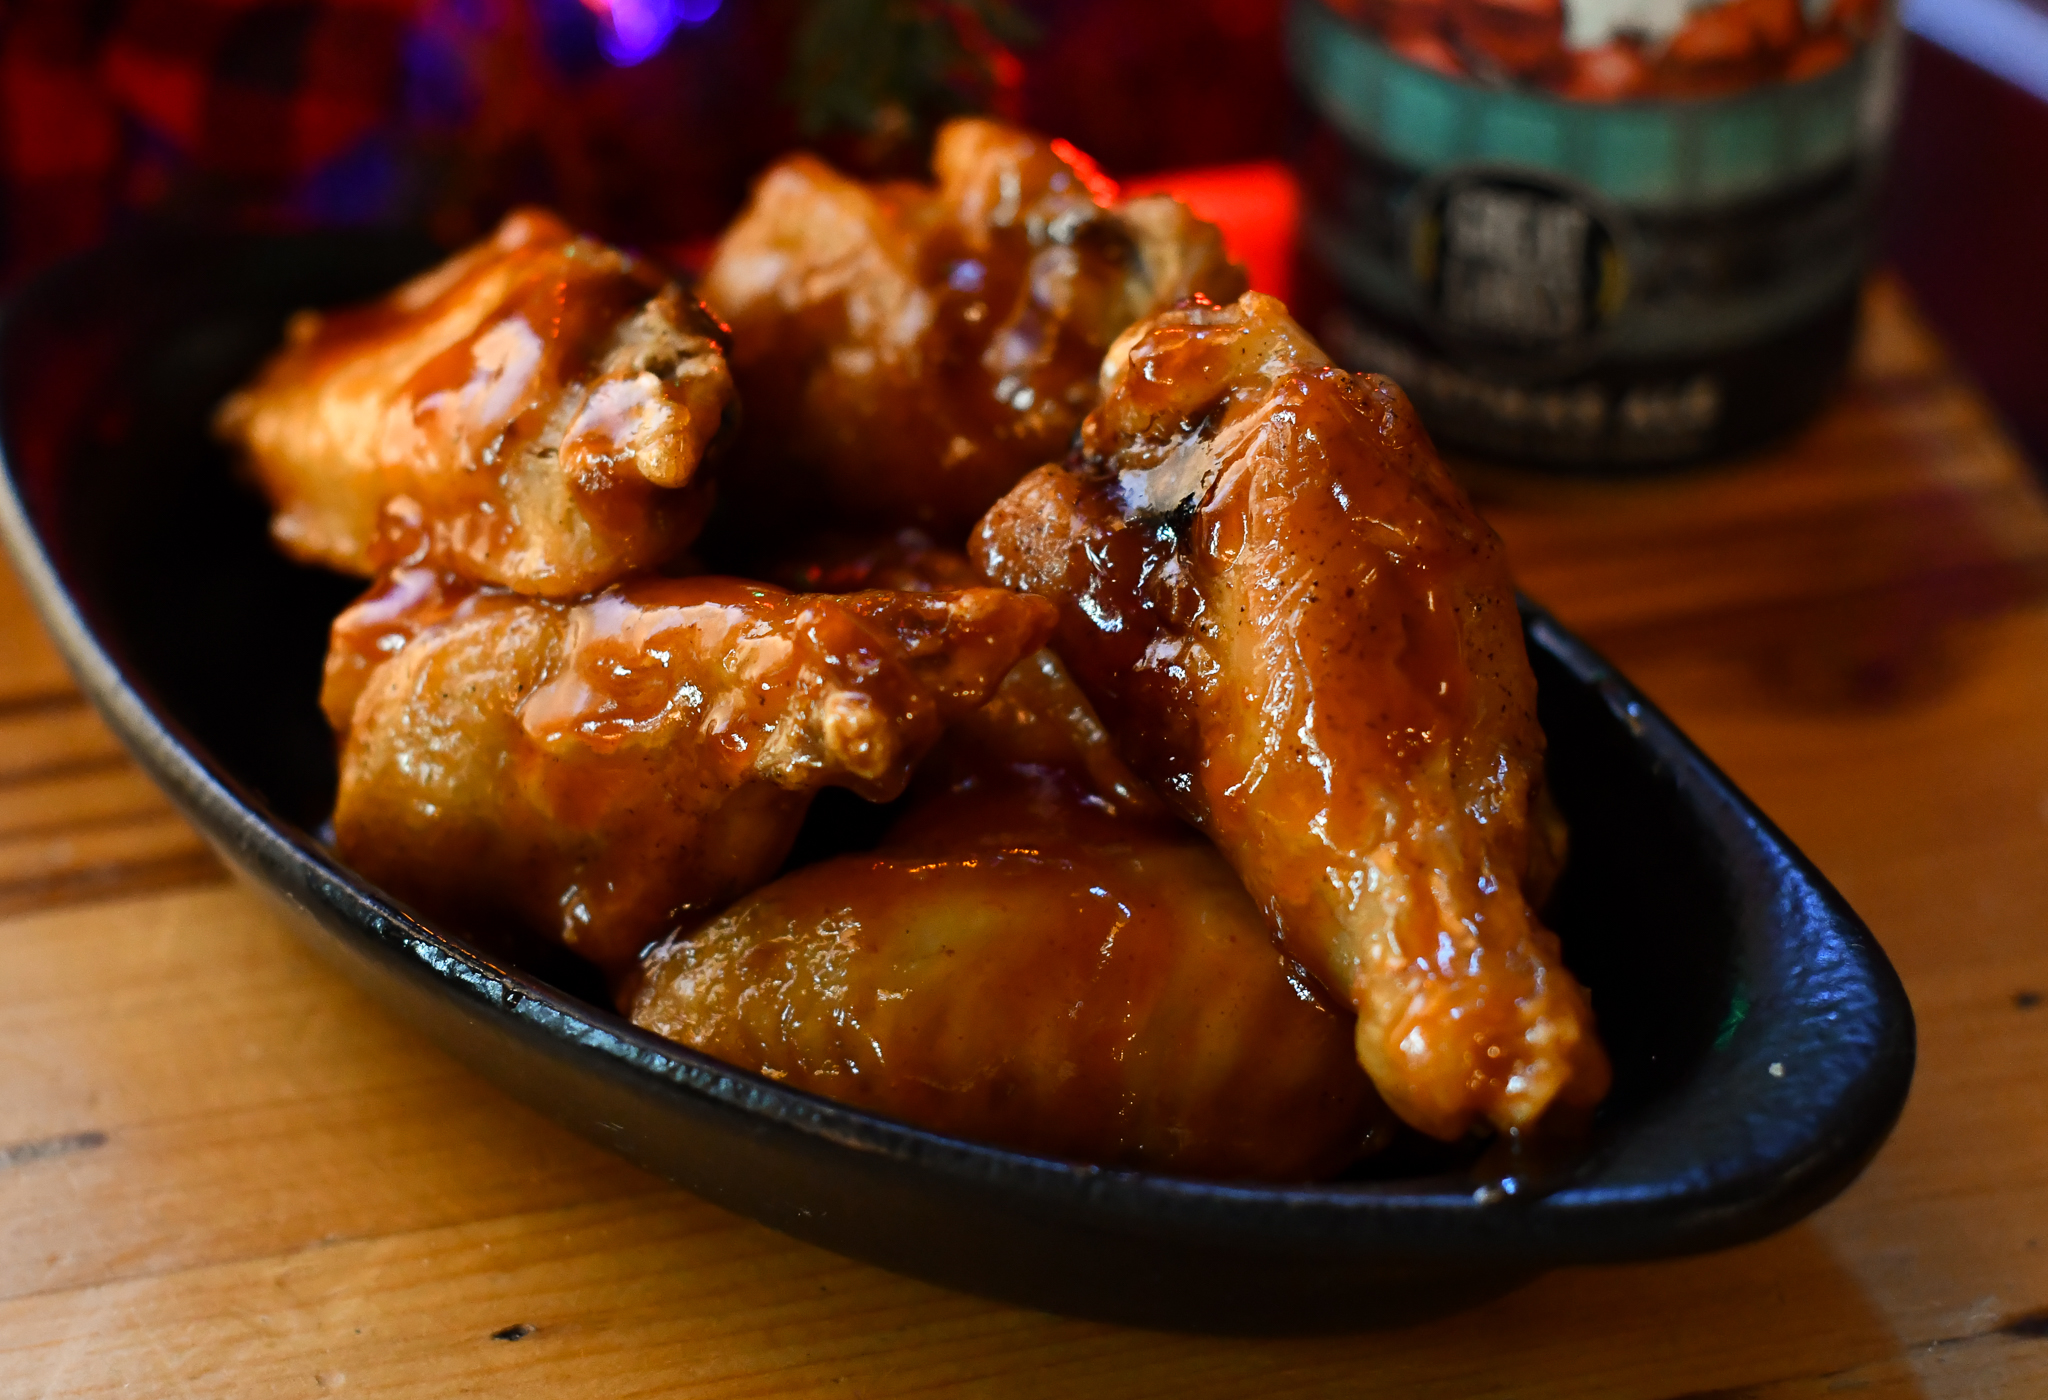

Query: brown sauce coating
left=326, top=567, right=1054, bottom=973
left=760, top=533, right=1166, bottom=820
left=218, top=209, right=737, bottom=597
left=252, top=197, right=1599, bottom=1168
left=972, top=291, right=1608, bottom=1140
left=632, top=706, right=1392, bottom=1181
left=701, top=118, right=1246, bottom=537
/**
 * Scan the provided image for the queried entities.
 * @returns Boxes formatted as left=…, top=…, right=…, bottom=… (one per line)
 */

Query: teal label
left=1288, top=0, right=1900, bottom=213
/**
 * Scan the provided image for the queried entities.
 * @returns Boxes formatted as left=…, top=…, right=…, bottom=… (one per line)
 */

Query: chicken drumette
left=701, top=118, right=1246, bottom=536
left=324, top=567, right=1054, bottom=973
left=217, top=209, right=737, bottom=597
left=972, top=291, right=1608, bottom=1140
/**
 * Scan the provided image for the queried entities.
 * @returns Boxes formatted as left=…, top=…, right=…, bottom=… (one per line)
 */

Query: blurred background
left=0, top=0, right=2040, bottom=465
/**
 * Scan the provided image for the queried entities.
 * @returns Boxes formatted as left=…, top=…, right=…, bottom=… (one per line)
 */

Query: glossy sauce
left=761, top=533, right=1165, bottom=818
left=218, top=209, right=736, bottom=596
left=632, top=731, right=1391, bottom=1181
left=328, top=568, right=1054, bottom=972
left=973, top=292, right=1609, bottom=1140
left=701, top=118, right=1245, bottom=536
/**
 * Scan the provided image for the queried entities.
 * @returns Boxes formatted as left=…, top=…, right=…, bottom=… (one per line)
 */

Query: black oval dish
left=0, top=230, right=1914, bottom=1334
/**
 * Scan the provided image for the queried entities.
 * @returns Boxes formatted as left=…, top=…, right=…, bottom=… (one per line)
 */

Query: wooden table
left=0, top=277, right=2043, bottom=1397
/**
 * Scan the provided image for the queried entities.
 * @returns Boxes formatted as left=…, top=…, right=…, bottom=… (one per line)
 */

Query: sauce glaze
left=326, top=568, right=1054, bottom=972
left=633, top=666, right=1391, bottom=1180
left=973, top=292, right=1607, bottom=1140
left=218, top=210, right=737, bottom=597
left=701, top=119, right=1246, bottom=537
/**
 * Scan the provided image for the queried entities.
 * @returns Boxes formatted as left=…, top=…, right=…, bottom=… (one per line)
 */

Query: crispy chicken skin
left=701, top=118, right=1247, bottom=536
left=216, top=210, right=737, bottom=597
left=323, top=566, right=1054, bottom=973
left=631, top=668, right=1390, bottom=1180
left=971, top=291, right=1608, bottom=1141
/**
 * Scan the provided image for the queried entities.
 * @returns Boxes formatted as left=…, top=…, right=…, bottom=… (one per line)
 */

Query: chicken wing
left=701, top=118, right=1246, bottom=536
left=217, top=209, right=738, bottom=597
left=971, top=291, right=1608, bottom=1141
left=324, top=567, right=1055, bottom=973
left=631, top=705, right=1389, bottom=1181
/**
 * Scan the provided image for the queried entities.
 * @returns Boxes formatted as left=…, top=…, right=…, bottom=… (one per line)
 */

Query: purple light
left=596, top=0, right=721, bottom=66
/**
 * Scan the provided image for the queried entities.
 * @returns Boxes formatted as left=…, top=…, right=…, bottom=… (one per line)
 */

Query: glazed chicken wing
left=217, top=210, right=737, bottom=597
left=324, top=567, right=1054, bottom=973
left=701, top=118, right=1246, bottom=536
left=631, top=670, right=1389, bottom=1180
left=971, top=292, right=1609, bottom=1140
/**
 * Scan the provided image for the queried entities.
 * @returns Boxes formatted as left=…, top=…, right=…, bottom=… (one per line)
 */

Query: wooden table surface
left=0, top=277, right=2043, bottom=1397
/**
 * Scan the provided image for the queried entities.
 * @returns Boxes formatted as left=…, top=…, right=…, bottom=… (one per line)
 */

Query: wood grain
left=0, top=276, right=2042, bottom=1397
left=0, top=657, right=222, bottom=921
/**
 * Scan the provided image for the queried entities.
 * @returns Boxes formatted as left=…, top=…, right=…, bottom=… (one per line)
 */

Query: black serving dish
left=0, top=231, right=1915, bottom=1334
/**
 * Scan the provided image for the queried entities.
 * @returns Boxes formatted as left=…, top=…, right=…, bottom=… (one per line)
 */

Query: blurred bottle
left=1288, top=0, right=1903, bottom=469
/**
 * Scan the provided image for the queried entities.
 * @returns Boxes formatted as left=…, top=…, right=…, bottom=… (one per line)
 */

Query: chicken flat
left=972, top=291, right=1609, bottom=1140
left=218, top=209, right=737, bottom=597
left=632, top=649, right=1390, bottom=1180
left=701, top=118, right=1247, bottom=537
left=324, top=567, right=1054, bottom=973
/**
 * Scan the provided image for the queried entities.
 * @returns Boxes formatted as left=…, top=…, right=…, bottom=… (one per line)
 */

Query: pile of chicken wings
left=218, top=119, right=1608, bottom=1181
